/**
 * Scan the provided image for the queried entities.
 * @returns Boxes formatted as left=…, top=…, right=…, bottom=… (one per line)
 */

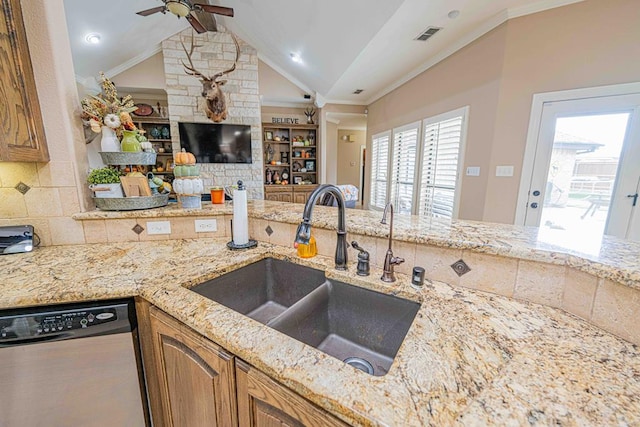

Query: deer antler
left=181, top=32, right=210, bottom=81
left=212, top=33, right=240, bottom=81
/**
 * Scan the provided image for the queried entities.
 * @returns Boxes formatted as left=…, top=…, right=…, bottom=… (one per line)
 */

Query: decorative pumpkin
left=175, top=148, right=196, bottom=165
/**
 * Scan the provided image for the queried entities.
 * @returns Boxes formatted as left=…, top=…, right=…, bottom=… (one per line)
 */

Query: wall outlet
left=496, top=165, right=514, bottom=177
left=146, top=221, right=171, bottom=235
left=466, top=166, right=480, bottom=176
left=195, top=219, right=217, bottom=233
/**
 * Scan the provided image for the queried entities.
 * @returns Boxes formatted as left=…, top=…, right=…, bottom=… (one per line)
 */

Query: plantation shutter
left=419, top=113, right=464, bottom=218
left=369, top=131, right=390, bottom=209
left=390, top=123, right=420, bottom=215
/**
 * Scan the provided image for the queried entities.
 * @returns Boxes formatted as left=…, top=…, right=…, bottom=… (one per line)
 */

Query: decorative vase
left=100, top=126, right=120, bottom=152
left=120, top=130, right=142, bottom=152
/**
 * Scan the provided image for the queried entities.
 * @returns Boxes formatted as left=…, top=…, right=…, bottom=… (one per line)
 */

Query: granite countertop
left=73, top=200, right=640, bottom=289
left=2, top=238, right=639, bottom=426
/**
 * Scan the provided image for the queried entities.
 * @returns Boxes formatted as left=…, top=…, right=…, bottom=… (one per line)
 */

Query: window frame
left=369, top=130, right=392, bottom=211
left=417, top=106, right=469, bottom=219
left=368, top=106, right=469, bottom=218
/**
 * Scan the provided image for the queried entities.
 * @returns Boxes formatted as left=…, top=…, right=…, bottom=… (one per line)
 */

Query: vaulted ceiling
left=63, top=0, right=582, bottom=105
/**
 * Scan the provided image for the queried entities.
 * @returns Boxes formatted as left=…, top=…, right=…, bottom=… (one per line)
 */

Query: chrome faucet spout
left=295, top=184, right=348, bottom=270
left=381, top=202, right=404, bottom=282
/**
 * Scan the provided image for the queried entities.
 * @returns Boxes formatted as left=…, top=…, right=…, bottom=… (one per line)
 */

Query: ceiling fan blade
left=194, top=4, right=234, bottom=17
left=193, top=11, right=218, bottom=32
left=186, top=14, right=207, bottom=33
left=136, top=6, right=166, bottom=16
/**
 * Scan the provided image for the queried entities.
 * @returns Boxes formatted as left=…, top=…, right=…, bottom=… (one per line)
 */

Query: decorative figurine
left=265, top=168, right=272, bottom=185
left=265, top=143, right=274, bottom=163
left=304, top=107, right=316, bottom=124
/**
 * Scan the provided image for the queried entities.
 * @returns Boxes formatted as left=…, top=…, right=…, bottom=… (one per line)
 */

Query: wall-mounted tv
left=178, top=122, right=252, bottom=164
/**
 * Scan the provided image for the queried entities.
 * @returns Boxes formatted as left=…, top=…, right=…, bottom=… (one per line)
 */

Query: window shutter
left=390, top=124, right=419, bottom=215
left=369, top=132, right=390, bottom=209
left=419, top=115, right=464, bottom=218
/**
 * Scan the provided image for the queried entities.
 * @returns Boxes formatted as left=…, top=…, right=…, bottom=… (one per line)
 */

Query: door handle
left=627, top=193, right=639, bottom=207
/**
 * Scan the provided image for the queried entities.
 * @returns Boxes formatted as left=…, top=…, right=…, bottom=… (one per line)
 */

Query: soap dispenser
left=296, top=235, right=317, bottom=258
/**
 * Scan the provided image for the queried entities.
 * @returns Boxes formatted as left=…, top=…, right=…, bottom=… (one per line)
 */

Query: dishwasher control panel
left=0, top=300, right=132, bottom=344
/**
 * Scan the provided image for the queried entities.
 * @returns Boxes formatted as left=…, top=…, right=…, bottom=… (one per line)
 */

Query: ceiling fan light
left=167, top=1, right=191, bottom=17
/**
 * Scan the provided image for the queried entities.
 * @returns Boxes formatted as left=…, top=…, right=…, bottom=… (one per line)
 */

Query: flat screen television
left=178, top=122, right=252, bottom=164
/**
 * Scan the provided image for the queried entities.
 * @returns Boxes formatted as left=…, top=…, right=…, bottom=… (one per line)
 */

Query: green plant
left=87, top=167, right=122, bottom=185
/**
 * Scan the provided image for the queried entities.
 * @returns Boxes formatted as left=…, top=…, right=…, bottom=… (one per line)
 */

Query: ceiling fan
left=136, top=1, right=234, bottom=33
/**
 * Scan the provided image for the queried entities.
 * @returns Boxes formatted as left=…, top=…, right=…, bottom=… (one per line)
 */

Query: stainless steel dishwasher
left=0, top=299, right=148, bottom=427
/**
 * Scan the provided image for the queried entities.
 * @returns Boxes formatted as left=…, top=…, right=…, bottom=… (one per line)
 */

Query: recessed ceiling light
left=290, top=53, right=302, bottom=63
left=85, top=33, right=101, bottom=44
left=448, top=10, right=460, bottom=19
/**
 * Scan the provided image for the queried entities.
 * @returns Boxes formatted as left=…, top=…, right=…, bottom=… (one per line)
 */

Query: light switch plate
left=466, top=166, right=480, bottom=176
left=147, top=221, right=171, bottom=235
left=195, top=219, right=217, bottom=233
left=496, top=165, right=514, bottom=177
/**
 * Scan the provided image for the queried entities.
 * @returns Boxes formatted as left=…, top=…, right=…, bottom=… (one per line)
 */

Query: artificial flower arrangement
left=80, top=72, right=140, bottom=137
left=80, top=73, right=153, bottom=154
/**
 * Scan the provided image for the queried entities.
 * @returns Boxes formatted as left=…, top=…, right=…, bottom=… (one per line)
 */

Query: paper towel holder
left=227, top=218, right=258, bottom=250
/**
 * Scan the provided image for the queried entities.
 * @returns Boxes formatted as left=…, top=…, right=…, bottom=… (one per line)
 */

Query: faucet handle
left=351, top=241, right=370, bottom=276
left=391, top=256, right=405, bottom=266
left=350, top=241, right=369, bottom=256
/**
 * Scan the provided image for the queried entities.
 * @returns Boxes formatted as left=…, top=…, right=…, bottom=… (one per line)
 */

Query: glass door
left=524, top=94, right=640, bottom=243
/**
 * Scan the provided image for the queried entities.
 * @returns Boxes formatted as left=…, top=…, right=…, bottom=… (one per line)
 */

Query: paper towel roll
left=232, top=180, right=249, bottom=245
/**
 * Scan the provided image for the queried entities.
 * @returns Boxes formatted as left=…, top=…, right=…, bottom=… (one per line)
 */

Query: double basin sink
left=190, top=258, right=420, bottom=376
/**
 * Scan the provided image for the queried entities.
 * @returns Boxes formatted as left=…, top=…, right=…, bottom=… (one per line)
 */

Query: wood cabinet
left=265, top=185, right=293, bottom=203
left=264, top=184, right=318, bottom=204
left=138, top=303, right=349, bottom=427
left=263, top=124, right=318, bottom=189
left=148, top=306, right=238, bottom=427
left=0, top=0, right=49, bottom=162
left=236, top=360, right=347, bottom=427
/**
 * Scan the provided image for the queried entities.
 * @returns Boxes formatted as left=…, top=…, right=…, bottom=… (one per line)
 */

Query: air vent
left=415, top=26, right=442, bottom=42
left=353, top=89, right=364, bottom=95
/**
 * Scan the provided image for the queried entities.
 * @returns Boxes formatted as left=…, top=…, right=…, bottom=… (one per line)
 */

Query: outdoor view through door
left=522, top=89, right=640, bottom=246
left=540, top=114, right=629, bottom=241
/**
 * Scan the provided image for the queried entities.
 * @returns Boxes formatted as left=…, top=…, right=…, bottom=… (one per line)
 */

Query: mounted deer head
left=181, top=32, right=240, bottom=122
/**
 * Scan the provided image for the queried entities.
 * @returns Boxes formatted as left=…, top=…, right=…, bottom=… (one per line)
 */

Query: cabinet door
left=236, top=360, right=347, bottom=427
left=0, top=0, right=49, bottom=162
left=279, top=192, right=293, bottom=203
left=293, top=192, right=307, bottom=204
left=149, top=307, right=238, bottom=427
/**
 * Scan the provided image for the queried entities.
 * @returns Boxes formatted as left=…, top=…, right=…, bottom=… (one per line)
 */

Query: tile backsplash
left=0, top=161, right=82, bottom=246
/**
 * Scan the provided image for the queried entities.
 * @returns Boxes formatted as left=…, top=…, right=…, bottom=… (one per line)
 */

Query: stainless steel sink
left=191, top=258, right=327, bottom=324
left=190, top=258, right=420, bottom=376
left=268, top=280, right=420, bottom=376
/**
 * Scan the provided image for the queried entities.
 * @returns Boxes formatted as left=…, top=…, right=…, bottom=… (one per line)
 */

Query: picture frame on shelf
left=293, top=176, right=302, bottom=184
left=265, top=131, right=273, bottom=141
left=305, top=160, right=315, bottom=171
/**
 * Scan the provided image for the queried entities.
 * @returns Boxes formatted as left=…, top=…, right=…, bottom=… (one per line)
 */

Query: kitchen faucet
left=380, top=202, right=404, bottom=282
left=295, top=184, right=348, bottom=270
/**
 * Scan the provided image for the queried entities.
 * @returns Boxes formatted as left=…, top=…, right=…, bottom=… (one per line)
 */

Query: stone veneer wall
left=162, top=27, right=264, bottom=199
